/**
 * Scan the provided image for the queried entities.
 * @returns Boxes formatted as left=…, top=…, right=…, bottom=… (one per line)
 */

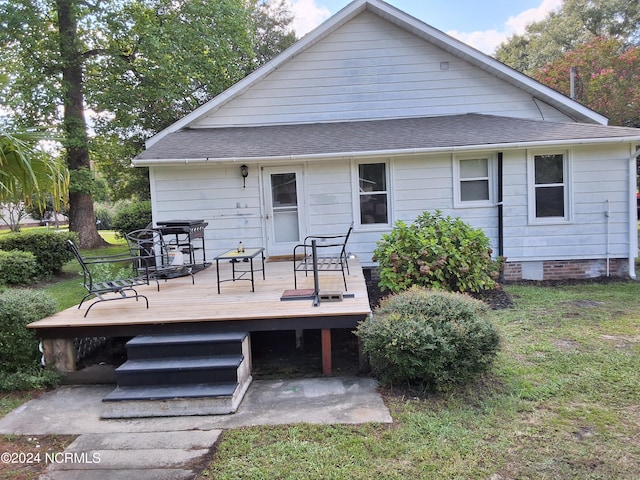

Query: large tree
left=87, top=0, right=295, bottom=201
left=0, top=0, right=295, bottom=244
left=533, top=36, right=640, bottom=127
left=495, top=0, right=640, bottom=127
left=56, top=0, right=105, bottom=246
left=496, top=0, right=640, bottom=74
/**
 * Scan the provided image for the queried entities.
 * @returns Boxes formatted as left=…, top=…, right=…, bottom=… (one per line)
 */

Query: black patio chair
left=293, top=223, right=353, bottom=291
left=125, top=228, right=195, bottom=289
left=66, top=239, right=150, bottom=317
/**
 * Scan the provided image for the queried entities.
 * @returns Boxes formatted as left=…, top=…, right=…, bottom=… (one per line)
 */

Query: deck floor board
left=29, top=259, right=371, bottom=333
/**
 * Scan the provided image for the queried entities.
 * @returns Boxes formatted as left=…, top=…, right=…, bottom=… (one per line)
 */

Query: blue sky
left=287, top=0, right=563, bottom=54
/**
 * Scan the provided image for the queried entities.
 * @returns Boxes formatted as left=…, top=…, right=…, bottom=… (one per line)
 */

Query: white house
left=133, top=0, right=640, bottom=281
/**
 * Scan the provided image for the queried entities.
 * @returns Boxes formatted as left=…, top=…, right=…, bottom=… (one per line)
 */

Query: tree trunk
left=56, top=0, right=106, bottom=248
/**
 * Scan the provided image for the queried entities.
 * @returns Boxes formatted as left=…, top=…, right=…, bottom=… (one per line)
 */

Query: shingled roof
left=134, top=114, right=640, bottom=165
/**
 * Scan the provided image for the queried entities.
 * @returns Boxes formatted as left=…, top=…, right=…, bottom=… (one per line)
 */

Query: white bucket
left=168, top=248, right=184, bottom=266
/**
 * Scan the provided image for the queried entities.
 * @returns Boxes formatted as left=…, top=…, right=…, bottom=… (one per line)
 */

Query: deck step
left=115, top=355, right=243, bottom=386
left=102, top=376, right=253, bottom=418
left=126, top=332, right=248, bottom=359
left=103, top=382, right=239, bottom=401
left=102, top=331, right=252, bottom=418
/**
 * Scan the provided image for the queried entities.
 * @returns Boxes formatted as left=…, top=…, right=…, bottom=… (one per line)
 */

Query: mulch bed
left=363, top=267, right=514, bottom=310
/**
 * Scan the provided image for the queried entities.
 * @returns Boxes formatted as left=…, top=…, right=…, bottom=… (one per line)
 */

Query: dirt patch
left=251, top=328, right=361, bottom=378
left=566, top=300, right=605, bottom=308
left=0, top=435, right=76, bottom=480
left=554, top=339, right=582, bottom=350
left=600, top=334, right=640, bottom=349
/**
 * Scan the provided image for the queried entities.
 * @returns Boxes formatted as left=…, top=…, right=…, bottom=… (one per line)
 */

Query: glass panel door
left=263, top=167, right=304, bottom=256
left=271, top=172, right=299, bottom=243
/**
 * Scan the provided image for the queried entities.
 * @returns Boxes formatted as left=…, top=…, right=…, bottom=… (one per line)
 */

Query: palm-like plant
left=0, top=128, right=69, bottom=225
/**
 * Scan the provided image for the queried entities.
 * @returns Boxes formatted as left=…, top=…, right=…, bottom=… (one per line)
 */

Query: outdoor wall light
left=240, top=164, right=249, bottom=188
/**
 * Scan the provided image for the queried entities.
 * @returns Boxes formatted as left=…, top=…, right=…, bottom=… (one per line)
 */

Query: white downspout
left=605, top=199, right=610, bottom=277
left=628, top=149, right=639, bottom=279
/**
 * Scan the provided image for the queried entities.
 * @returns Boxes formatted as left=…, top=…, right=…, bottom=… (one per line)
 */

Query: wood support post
left=321, top=328, right=332, bottom=376
left=41, top=338, right=76, bottom=373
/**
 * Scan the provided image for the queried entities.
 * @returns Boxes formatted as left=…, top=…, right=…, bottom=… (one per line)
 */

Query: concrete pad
left=0, top=377, right=391, bottom=436
left=41, top=468, right=196, bottom=480
left=215, top=377, right=393, bottom=428
left=1, top=377, right=391, bottom=479
left=40, top=431, right=221, bottom=479
left=66, top=431, right=220, bottom=451
left=46, top=448, right=209, bottom=471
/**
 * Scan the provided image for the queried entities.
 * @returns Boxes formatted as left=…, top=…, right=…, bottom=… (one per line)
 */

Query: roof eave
left=133, top=135, right=640, bottom=167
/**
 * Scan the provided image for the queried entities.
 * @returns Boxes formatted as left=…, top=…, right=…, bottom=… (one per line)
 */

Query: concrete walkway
left=0, top=377, right=392, bottom=479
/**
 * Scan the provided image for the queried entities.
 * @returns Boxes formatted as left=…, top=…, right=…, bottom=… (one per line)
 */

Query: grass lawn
left=198, top=281, right=640, bottom=480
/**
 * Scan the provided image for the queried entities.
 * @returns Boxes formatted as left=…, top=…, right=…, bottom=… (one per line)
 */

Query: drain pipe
left=605, top=199, right=610, bottom=276
left=628, top=149, right=639, bottom=279
left=497, top=153, right=504, bottom=281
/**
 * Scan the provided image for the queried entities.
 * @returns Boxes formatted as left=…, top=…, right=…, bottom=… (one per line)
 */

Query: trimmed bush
left=373, top=210, right=502, bottom=293
left=0, top=250, right=39, bottom=285
left=0, top=229, right=77, bottom=277
left=111, top=200, right=152, bottom=237
left=356, top=287, right=500, bottom=391
left=0, top=289, right=58, bottom=373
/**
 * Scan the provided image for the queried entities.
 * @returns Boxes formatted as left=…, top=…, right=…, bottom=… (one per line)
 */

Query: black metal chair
left=293, top=223, right=353, bottom=290
left=125, top=229, right=195, bottom=289
left=66, top=239, right=150, bottom=317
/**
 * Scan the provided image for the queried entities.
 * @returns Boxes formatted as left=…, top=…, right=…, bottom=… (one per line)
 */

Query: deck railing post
left=312, top=240, right=320, bottom=307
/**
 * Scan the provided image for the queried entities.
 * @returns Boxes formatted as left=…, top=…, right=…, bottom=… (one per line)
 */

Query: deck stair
left=102, top=331, right=252, bottom=418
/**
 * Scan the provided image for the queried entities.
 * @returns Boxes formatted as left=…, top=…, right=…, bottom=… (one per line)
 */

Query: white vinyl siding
left=503, top=145, right=629, bottom=262
left=392, top=155, right=499, bottom=261
left=150, top=165, right=264, bottom=259
left=146, top=143, right=632, bottom=267
left=193, top=11, right=573, bottom=128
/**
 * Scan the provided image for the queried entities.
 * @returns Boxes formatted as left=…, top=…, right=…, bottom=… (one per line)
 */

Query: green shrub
left=0, top=230, right=77, bottom=277
left=94, top=203, right=114, bottom=230
left=0, top=289, right=58, bottom=373
left=0, top=250, right=39, bottom=285
left=111, top=200, right=152, bottom=237
left=356, top=287, right=500, bottom=391
left=373, top=210, right=502, bottom=293
left=0, top=368, right=61, bottom=392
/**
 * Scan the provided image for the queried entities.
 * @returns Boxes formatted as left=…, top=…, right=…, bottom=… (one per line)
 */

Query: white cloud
left=505, top=0, right=563, bottom=34
left=285, top=0, right=563, bottom=54
left=449, top=0, right=563, bottom=54
left=447, top=29, right=507, bottom=55
left=286, top=0, right=332, bottom=37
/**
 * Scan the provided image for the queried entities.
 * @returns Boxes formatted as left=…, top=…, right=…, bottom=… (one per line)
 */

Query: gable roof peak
left=145, top=0, right=607, bottom=148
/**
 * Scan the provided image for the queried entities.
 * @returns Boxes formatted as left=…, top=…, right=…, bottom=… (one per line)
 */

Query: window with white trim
left=529, top=152, right=570, bottom=221
left=357, top=162, right=389, bottom=226
left=454, top=156, right=492, bottom=206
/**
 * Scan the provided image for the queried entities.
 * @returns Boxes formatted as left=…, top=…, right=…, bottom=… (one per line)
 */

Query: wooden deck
left=29, top=259, right=372, bottom=375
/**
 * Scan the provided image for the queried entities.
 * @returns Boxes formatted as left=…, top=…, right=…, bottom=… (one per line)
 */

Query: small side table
left=214, top=247, right=265, bottom=294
